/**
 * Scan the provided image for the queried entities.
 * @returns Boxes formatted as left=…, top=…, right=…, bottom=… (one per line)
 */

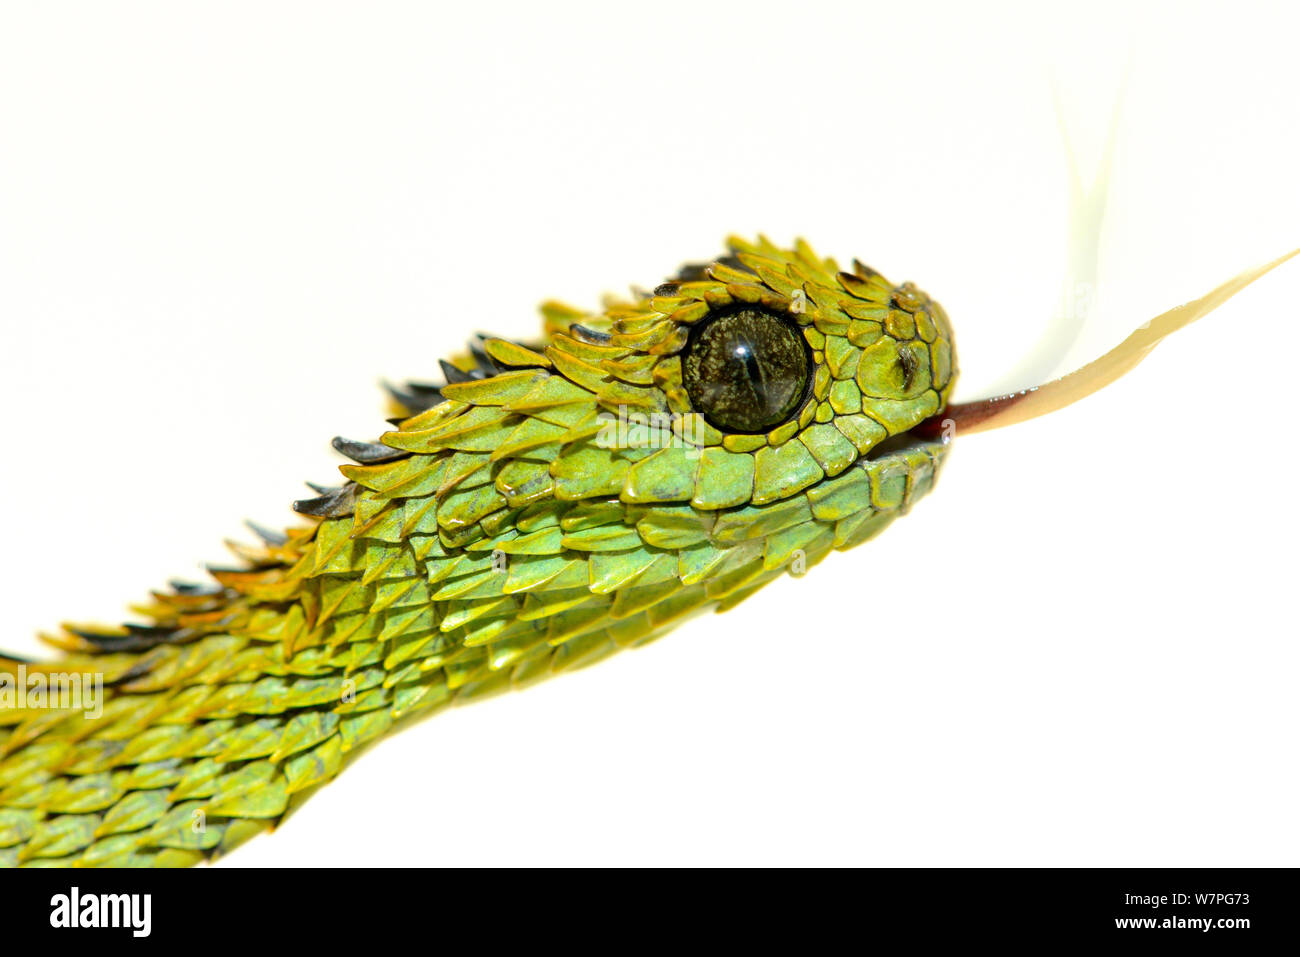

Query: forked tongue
left=919, top=248, right=1300, bottom=439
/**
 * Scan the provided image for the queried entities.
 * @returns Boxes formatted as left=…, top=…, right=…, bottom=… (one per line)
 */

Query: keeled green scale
left=0, top=236, right=956, bottom=866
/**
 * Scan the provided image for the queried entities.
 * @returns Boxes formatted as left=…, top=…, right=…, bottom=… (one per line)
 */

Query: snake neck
left=1, top=384, right=950, bottom=866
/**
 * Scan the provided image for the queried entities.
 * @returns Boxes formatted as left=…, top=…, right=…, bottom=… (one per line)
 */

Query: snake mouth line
left=867, top=419, right=951, bottom=460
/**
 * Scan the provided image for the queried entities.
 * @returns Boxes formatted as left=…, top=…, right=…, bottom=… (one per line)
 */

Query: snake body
left=0, top=236, right=956, bottom=866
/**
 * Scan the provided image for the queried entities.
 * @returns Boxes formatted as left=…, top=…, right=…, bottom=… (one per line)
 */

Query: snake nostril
left=897, top=345, right=918, bottom=392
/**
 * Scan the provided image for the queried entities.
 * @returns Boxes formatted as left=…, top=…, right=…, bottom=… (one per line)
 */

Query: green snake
left=0, top=236, right=1288, bottom=866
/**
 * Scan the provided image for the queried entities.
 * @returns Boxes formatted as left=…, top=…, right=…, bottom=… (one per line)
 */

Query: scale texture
left=0, top=236, right=956, bottom=866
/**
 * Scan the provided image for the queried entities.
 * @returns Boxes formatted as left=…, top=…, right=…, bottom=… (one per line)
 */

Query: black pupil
left=682, top=307, right=810, bottom=433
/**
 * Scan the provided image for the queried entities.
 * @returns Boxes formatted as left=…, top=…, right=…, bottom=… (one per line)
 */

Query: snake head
left=362, top=235, right=958, bottom=573
left=525, top=235, right=958, bottom=508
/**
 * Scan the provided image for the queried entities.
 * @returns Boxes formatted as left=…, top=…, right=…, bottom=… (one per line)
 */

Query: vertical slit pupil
left=682, top=307, right=810, bottom=434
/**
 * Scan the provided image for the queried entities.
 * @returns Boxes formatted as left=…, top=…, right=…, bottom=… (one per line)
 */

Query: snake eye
left=682, top=307, right=811, bottom=434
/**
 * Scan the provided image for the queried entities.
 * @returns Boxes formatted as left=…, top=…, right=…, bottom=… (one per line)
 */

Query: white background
left=1, top=1, right=1297, bottom=866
